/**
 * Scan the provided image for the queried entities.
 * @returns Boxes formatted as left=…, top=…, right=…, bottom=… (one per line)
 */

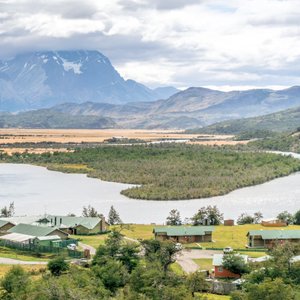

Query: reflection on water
left=0, top=163, right=299, bottom=223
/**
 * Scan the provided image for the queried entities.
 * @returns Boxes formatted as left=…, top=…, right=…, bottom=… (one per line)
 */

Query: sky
left=0, top=0, right=300, bottom=90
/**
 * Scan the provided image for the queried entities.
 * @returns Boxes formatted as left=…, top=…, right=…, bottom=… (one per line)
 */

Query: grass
left=197, top=224, right=300, bottom=249
left=0, top=247, right=52, bottom=262
left=193, top=258, right=213, bottom=270
left=115, top=224, right=155, bottom=240
left=71, top=234, right=108, bottom=249
left=0, top=265, right=46, bottom=278
left=170, top=262, right=185, bottom=275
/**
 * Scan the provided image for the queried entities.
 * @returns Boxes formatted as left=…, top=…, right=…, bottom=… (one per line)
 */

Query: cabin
left=247, top=230, right=300, bottom=248
left=224, top=219, right=234, bottom=226
left=2, top=215, right=108, bottom=235
left=47, top=215, right=107, bottom=235
left=213, top=254, right=248, bottom=278
left=0, top=220, right=15, bottom=235
left=153, top=226, right=214, bottom=243
left=8, top=223, right=69, bottom=240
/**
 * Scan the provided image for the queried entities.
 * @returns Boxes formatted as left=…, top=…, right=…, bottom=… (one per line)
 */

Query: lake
left=0, top=161, right=299, bottom=223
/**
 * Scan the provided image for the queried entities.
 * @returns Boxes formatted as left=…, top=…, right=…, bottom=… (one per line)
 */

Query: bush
left=48, top=257, right=69, bottom=276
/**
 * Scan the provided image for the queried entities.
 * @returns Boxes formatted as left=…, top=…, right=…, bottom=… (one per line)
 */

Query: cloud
left=0, top=0, right=300, bottom=89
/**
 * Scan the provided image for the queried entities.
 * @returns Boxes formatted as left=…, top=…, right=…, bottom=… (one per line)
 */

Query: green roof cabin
left=153, top=226, right=214, bottom=243
left=247, top=230, right=300, bottom=248
left=8, top=223, right=69, bottom=240
left=0, top=220, right=15, bottom=235
left=47, top=215, right=107, bottom=235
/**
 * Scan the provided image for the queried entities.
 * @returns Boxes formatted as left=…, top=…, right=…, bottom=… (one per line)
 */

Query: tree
left=82, top=205, right=101, bottom=217
left=294, top=210, right=300, bottom=225
left=277, top=210, right=294, bottom=225
left=191, top=205, right=223, bottom=225
left=166, top=209, right=182, bottom=226
left=48, top=257, right=69, bottom=276
left=0, top=202, right=15, bottom=217
left=108, top=206, right=122, bottom=225
left=1, top=265, right=30, bottom=299
left=237, top=213, right=254, bottom=225
left=253, top=211, right=263, bottom=224
left=93, top=259, right=129, bottom=293
left=186, top=271, right=209, bottom=297
left=141, top=239, right=181, bottom=273
left=222, top=253, right=249, bottom=275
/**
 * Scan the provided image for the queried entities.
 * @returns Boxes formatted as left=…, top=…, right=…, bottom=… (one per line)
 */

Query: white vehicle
left=223, top=246, right=233, bottom=254
left=67, top=243, right=77, bottom=251
left=175, top=243, right=183, bottom=250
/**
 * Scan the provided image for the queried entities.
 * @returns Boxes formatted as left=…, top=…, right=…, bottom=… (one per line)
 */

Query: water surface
left=0, top=162, right=299, bottom=223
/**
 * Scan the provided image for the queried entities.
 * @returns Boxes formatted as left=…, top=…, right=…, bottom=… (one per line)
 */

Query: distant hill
left=0, top=110, right=116, bottom=129
left=0, top=50, right=178, bottom=111
left=187, top=106, right=300, bottom=134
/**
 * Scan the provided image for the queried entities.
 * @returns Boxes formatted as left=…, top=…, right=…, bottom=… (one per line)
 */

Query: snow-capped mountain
left=0, top=50, right=178, bottom=111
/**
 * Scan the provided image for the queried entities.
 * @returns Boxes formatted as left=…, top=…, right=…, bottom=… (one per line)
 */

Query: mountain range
left=1, top=50, right=300, bottom=129
left=0, top=50, right=178, bottom=111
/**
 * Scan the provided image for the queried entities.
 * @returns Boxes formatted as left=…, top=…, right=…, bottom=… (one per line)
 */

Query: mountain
left=0, top=110, right=116, bottom=129
left=189, top=106, right=300, bottom=134
left=0, top=50, right=178, bottom=111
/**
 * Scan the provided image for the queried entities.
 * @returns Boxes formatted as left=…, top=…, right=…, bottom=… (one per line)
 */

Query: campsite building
left=153, top=226, right=214, bottom=243
left=8, top=223, right=69, bottom=239
left=0, top=220, right=15, bottom=235
left=213, top=254, right=248, bottom=278
left=47, top=215, right=107, bottom=235
left=247, top=230, right=300, bottom=248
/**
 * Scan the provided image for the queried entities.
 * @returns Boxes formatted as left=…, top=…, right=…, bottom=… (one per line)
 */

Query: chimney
left=101, top=216, right=106, bottom=232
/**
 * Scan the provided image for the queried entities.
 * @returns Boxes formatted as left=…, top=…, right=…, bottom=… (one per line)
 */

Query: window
left=218, top=266, right=223, bottom=272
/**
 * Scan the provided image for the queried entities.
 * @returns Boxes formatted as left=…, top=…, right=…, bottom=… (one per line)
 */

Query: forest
left=1, top=144, right=300, bottom=200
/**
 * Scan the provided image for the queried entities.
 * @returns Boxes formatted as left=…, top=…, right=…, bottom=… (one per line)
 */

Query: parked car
left=175, top=243, right=183, bottom=250
left=67, top=243, right=77, bottom=251
left=223, top=246, right=233, bottom=254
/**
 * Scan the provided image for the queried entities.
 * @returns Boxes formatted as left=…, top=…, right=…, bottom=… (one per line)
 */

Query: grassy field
left=74, top=224, right=300, bottom=250
left=3, top=143, right=300, bottom=200
left=193, top=258, right=213, bottom=270
left=170, top=262, right=185, bottom=275
left=0, top=247, right=53, bottom=262
left=0, top=264, right=46, bottom=278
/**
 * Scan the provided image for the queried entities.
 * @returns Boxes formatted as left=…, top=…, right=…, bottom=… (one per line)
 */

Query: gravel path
left=78, top=242, right=96, bottom=255
left=176, top=249, right=222, bottom=273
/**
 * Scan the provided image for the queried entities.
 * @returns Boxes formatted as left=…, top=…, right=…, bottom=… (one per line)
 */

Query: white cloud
left=0, top=0, right=300, bottom=89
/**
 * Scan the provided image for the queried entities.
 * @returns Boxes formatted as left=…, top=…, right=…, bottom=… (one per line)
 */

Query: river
left=0, top=152, right=299, bottom=223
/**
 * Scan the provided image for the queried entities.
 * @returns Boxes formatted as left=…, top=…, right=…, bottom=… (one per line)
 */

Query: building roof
left=213, top=254, right=248, bottom=266
left=47, top=215, right=101, bottom=230
left=0, top=219, right=12, bottom=228
left=8, top=223, right=66, bottom=237
left=153, top=226, right=214, bottom=236
left=36, top=235, right=61, bottom=241
left=0, top=232, right=35, bottom=242
left=248, top=230, right=300, bottom=240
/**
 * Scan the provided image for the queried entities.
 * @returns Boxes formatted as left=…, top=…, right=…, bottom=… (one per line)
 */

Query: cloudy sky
left=0, top=0, right=300, bottom=90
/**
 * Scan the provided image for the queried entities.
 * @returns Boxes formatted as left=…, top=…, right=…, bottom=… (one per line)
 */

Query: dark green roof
left=47, top=215, right=101, bottom=230
left=8, top=223, right=66, bottom=237
left=248, top=230, right=300, bottom=240
left=153, top=226, right=214, bottom=236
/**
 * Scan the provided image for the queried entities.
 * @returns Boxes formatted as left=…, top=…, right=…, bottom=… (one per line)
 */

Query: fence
left=0, top=239, right=83, bottom=258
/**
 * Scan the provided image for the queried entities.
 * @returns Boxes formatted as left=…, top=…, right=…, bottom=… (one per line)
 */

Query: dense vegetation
left=1, top=144, right=300, bottom=200
left=249, top=133, right=300, bottom=153
left=1, top=231, right=299, bottom=299
left=188, top=106, right=300, bottom=135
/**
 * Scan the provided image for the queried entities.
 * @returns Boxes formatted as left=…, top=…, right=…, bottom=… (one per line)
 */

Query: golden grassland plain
left=0, top=128, right=238, bottom=150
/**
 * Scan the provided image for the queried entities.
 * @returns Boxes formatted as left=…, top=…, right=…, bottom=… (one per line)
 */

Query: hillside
left=188, top=106, right=300, bottom=134
left=0, top=51, right=178, bottom=111
left=0, top=110, right=116, bottom=129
